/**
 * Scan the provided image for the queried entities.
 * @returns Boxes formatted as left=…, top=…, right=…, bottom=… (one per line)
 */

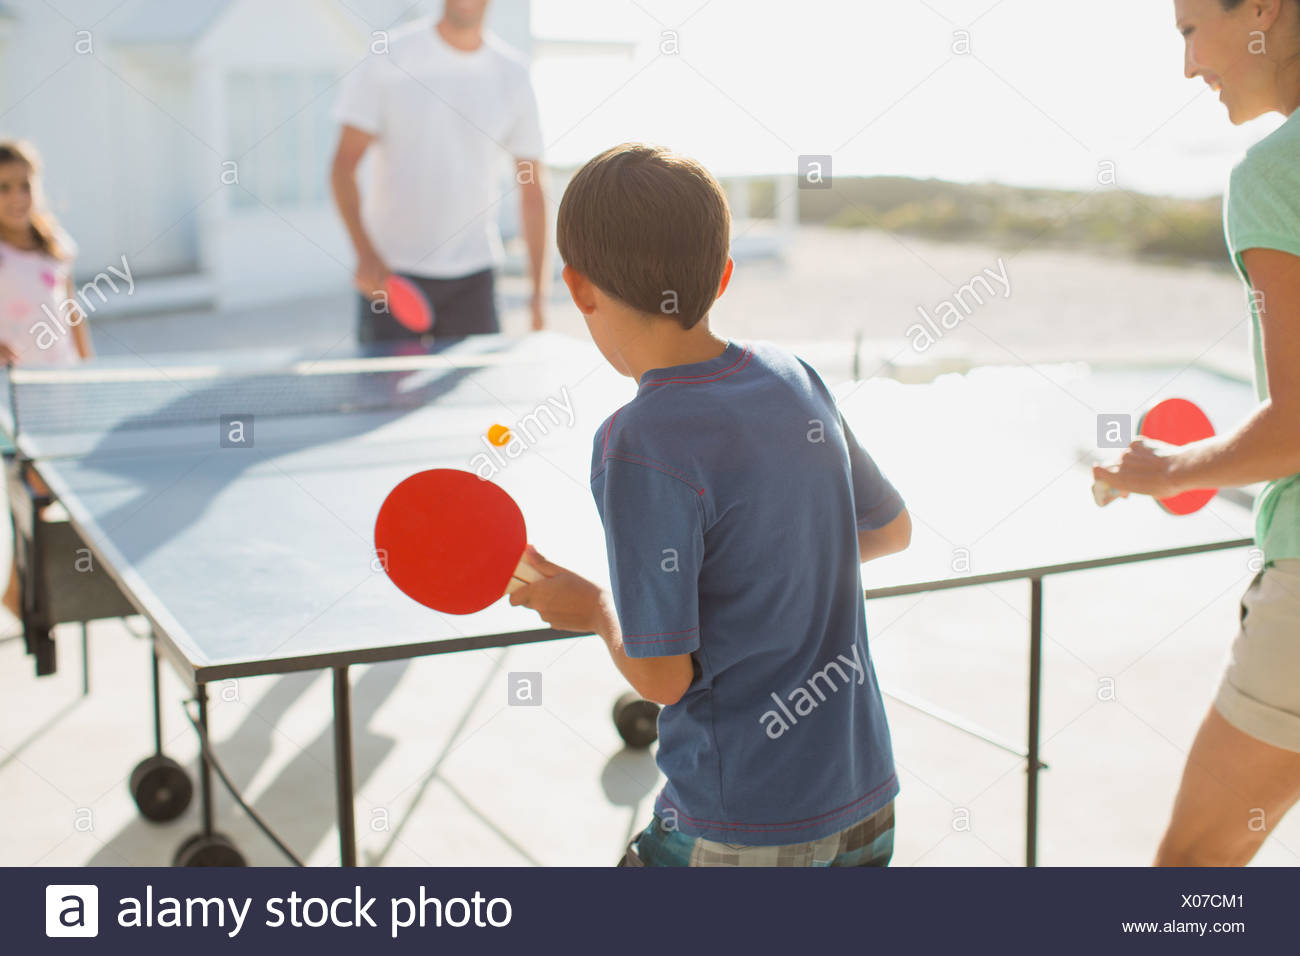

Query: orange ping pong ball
left=487, top=424, right=512, bottom=447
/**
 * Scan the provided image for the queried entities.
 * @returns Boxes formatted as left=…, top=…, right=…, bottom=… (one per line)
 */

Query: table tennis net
left=0, top=353, right=534, bottom=438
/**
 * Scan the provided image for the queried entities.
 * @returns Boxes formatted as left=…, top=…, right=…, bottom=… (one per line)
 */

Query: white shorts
left=1214, top=560, right=1300, bottom=752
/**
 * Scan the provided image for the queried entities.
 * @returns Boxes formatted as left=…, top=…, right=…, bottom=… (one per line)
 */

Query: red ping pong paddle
left=374, top=469, right=541, bottom=614
left=385, top=275, right=434, bottom=334
left=1092, top=397, right=1217, bottom=515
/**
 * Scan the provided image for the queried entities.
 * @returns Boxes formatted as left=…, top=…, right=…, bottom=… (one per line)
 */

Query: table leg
left=196, top=683, right=214, bottom=838
left=1026, top=577, right=1043, bottom=867
left=151, top=637, right=163, bottom=756
left=333, top=665, right=357, bottom=867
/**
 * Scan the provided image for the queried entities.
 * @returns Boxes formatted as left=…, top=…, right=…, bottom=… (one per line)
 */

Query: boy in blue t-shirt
left=509, top=143, right=912, bottom=867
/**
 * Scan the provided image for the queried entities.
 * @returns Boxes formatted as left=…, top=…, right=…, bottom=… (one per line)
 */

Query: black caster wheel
left=130, top=755, right=193, bottom=823
left=613, top=692, right=660, bottom=749
left=173, top=832, right=246, bottom=867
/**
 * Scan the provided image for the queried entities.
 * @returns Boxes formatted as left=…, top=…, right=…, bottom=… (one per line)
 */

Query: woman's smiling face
left=1176, top=0, right=1297, bottom=123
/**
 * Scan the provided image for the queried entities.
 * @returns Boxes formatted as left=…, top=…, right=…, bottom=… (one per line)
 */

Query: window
left=226, top=71, right=336, bottom=210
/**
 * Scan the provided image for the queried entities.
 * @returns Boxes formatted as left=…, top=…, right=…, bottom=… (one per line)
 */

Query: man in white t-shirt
left=331, top=0, right=547, bottom=342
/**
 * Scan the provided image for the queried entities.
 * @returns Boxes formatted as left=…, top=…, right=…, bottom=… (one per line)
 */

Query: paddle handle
left=505, top=551, right=544, bottom=594
left=1092, top=479, right=1121, bottom=508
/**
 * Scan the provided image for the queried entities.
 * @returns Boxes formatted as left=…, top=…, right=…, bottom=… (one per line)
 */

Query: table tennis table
left=3, top=333, right=633, bottom=866
left=4, top=335, right=1255, bottom=867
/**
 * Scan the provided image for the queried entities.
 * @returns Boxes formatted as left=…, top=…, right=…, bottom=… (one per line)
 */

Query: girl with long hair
left=0, top=140, right=92, bottom=619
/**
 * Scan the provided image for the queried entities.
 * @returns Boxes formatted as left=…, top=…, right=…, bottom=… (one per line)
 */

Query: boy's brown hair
left=557, top=143, right=730, bottom=330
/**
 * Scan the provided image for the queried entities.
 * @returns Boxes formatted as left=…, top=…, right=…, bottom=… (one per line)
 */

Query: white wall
left=107, top=50, right=206, bottom=277
left=191, top=0, right=364, bottom=308
left=0, top=1, right=179, bottom=278
left=0, top=13, right=13, bottom=110
left=0, top=0, right=538, bottom=310
left=487, top=0, right=532, bottom=56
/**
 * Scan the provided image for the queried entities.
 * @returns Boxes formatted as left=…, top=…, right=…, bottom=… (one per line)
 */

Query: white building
left=0, top=0, right=785, bottom=317
left=0, top=0, right=565, bottom=312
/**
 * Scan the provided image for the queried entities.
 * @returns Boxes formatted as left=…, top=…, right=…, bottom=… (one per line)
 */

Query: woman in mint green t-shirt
left=1097, top=0, right=1300, bottom=867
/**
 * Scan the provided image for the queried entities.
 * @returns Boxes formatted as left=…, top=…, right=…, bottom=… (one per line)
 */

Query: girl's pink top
left=0, top=238, right=81, bottom=367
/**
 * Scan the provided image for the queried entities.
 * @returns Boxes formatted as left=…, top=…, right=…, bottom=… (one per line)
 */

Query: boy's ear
left=562, top=265, right=598, bottom=316
left=716, top=257, right=735, bottom=299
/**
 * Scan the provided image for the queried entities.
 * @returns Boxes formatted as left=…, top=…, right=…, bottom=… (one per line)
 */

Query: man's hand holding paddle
left=355, top=249, right=390, bottom=301
left=508, top=546, right=614, bottom=635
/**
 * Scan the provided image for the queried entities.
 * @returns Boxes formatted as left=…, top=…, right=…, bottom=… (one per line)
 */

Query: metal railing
left=864, top=536, right=1255, bottom=867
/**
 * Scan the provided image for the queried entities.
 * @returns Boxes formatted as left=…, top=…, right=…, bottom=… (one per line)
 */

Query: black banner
left=5, top=866, right=1286, bottom=953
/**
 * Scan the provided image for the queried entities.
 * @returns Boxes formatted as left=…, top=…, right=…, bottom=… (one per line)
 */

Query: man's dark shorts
left=357, top=268, right=499, bottom=343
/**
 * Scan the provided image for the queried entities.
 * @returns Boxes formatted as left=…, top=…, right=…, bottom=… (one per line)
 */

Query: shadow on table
left=59, top=338, right=536, bottom=566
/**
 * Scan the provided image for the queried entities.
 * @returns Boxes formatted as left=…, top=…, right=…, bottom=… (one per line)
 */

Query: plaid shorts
left=617, top=801, right=895, bottom=867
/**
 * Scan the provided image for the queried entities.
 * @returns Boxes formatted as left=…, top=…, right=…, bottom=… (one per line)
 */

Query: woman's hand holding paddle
left=1093, top=438, right=1189, bottom=502
left=1092, top=398, right=1219, bottom=515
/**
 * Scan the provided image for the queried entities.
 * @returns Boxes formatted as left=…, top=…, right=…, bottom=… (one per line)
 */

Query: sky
left=528, top=0, right=1285, bottom=197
